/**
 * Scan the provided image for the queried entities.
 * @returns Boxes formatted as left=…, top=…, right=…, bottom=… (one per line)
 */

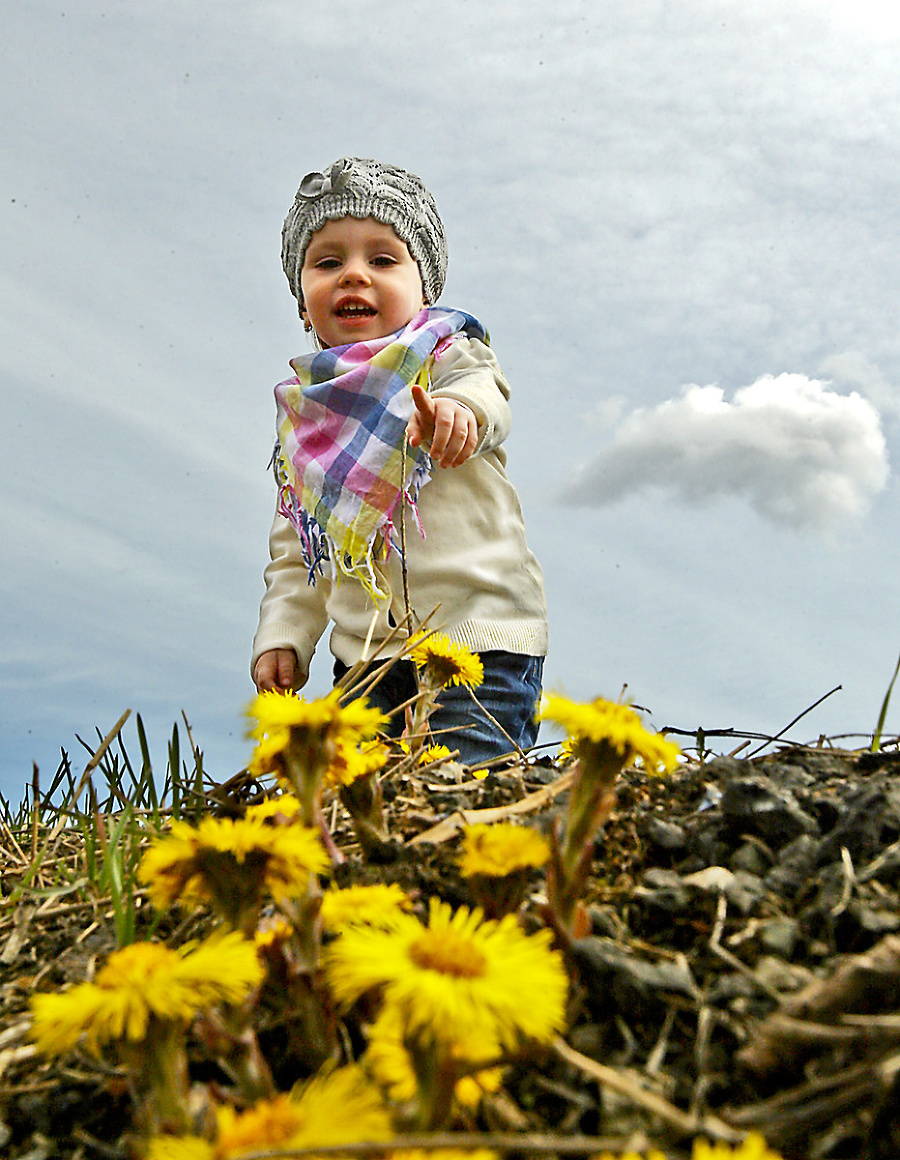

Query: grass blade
left=871, top=648, right=900, bottom=753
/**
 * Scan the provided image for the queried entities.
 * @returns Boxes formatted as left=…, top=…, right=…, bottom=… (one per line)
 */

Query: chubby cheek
left=298, top=272, right=314, bottom=311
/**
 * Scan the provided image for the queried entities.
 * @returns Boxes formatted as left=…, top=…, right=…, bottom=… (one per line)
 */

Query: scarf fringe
left=274, top=442, right=427, bottom=602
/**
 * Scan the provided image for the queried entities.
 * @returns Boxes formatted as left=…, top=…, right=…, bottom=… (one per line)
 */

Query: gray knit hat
left=281, top=157, right=448, bottom=312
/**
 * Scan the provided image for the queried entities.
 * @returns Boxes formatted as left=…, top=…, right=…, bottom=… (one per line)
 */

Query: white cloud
left=5, top=0, right=900, bottom=796
left=810, top=0, right=900, bottom=39
left=819, top=352, right=900, bottom=417
left=562, top=373, right=889, bottom=532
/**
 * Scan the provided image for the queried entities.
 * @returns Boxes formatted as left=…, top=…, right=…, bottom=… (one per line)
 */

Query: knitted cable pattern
left=281, top=157, right=448, bottom=310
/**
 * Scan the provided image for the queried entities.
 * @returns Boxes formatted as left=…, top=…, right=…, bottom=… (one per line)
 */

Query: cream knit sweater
left=251, top=336, right=548, bottom=685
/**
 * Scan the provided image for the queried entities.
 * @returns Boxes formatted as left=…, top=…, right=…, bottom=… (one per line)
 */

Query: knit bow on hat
left=296, top=160, right=350, bottom=200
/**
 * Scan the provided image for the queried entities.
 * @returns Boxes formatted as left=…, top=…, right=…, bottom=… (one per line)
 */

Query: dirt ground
left=2, top=742, right=900, bottom=1159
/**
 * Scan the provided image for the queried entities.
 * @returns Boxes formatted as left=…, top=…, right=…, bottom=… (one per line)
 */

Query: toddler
left=251, top=157, right=547, bottom=765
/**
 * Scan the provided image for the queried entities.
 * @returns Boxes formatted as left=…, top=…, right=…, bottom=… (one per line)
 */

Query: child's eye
left=314, top=257, right=341, bottom=269
left=371, top=255, right=397, bottom=267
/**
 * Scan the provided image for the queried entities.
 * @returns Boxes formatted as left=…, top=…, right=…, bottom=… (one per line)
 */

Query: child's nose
left=339, top=256, right=371, bottom=285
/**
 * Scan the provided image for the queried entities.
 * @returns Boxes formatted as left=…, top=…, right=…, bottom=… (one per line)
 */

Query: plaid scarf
left=273, top=306, right=486, bottom=597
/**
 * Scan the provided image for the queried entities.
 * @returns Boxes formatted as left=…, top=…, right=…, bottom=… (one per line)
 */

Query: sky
left=3, top=0, right=900, bottom=803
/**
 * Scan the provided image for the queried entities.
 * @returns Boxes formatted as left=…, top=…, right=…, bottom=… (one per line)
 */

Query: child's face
left=300, top=217, right=425, bottom=348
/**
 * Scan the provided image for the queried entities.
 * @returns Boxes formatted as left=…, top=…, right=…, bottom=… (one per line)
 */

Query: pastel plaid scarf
left=273, top=306, right=486, bottom=596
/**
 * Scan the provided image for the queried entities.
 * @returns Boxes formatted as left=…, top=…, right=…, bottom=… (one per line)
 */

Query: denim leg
left=333, top=658, right=418, bottom=740
left=335, top=652, right=544, bottom=766
left=429, top=652, right=544, bottom=767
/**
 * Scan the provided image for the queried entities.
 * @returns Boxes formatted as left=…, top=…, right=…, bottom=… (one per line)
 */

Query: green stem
left=339, top=774, right=396, bottom=861
left=872, top=647, right=900, bottom=753
left=125, top=1019, right=191, bottom=1137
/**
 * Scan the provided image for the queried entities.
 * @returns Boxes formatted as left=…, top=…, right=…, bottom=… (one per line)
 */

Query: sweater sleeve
left=250, top=510, right=331, bottom=687
left=428, top=337, right=512, bottom=453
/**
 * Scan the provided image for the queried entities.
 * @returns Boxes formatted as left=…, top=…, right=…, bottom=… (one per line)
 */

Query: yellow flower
left=248, top=794, right=302, bottom=820
left=588, top=1133, right=781, bottom=1160
left=557, top=736, right=576, bottom=762
left=418, top=743, right=453, bottom=764
left=364, top=1004, right=502, bottom=1109
left=247, top=687, right=386, bottom=746
left=324, top=896, right=567, bottom=1051
left=539, top=694, right=680, bottom=773
left=247, top=731, right=289, bottom=779
left=692, top=1134, right=784, bottom=1160
left=398, top=740, right=454, bottom=764
left=146, top=1064, right=393, bottom=1160
left=321, top=883, right=414, bottom=931
left=254, top=917, right=293, bottom=952
left=458, top=823, right=550, bottom=878
left=408, top=633, right=484, bottom=689
left=246, top=688, right=388, bottom=780
left=138, top=804, right=328, bottom=924
left=323, top=737, right=389, bottom=789
left=393, top=1153, right=497, bottom=1160
left=145, top=1139, right=213, bottom=1160
left=30, top=932, right=262, bottom=1056
left=590, top=1152, right=667, bottom=1160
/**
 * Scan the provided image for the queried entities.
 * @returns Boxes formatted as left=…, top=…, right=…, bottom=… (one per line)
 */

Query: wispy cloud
left=561, top=373, right=889, bottom=532
left=819, top=352, right=900, bottom=417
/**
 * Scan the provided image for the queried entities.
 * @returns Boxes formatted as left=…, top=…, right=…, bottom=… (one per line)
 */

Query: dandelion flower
left=457, top=823, right=550, bottom=918
left=418, top=744, right=453, bottom=764
left=590, top=1151, right=667, bottom=1160
left=30, top=932, right=262, bottom=1056
left=146, top=1138, right=214, bottom=1160
left=223, top=1065, right=391, bottom=1152
left=254, top=917, right=294, bottom=952
left=692, top=1135, right=784, bottom=1160
left=138, top=804, right=328, bottom=931
left=404, top=636, right=483, bottom=760
left=246, top=689, right=387, bottom=821
left=325, top=896, right=567, bottom=1051
left=323, top=737, right=389, bottom=789
left=146, top=1064, right=392, bottom=1160
left=247, top=793, right=302, bottom=821
left=393, top=1153, right=497, bottom=1160
left=323, top=736, right=395, bottom=860
left=557, top=736, right=576, bottom=763
left=459, top=823, right=550, bottom=878
left=247, top=730, right=290, bottom=779
left=247, top=687, right=387, bottom=751
left=408, top=633, right=484, bottom=689
left=321, top=883, right=414, bottom=931
left=538, top=696, right=678, bottom=939
left=397, top=740, right=454, bottom=764
left=364, top=1004, right=502, bottom=1109
left=540, top=694, right=680, bottom=773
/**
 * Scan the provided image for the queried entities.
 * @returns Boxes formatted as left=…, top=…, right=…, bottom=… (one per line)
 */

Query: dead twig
left=229, top=1132, right=662, bottom=1158
left=709, top=891, right=782, bottom=1003
left=409, top=770, right=574, bottom=845
left=553, top=1036, right=743, bottom=1143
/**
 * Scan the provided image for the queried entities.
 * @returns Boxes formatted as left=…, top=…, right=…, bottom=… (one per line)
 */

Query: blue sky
left=3, top=0, right=900, bottom=800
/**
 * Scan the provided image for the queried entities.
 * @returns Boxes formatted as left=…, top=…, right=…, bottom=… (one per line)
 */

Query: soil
left=2, top=742, right=900, bottom=1159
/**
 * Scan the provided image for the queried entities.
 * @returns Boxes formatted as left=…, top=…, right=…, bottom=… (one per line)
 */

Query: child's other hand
left=254, top=648, right=297, bottom=691
left=408, top=385, right=477, bottom=468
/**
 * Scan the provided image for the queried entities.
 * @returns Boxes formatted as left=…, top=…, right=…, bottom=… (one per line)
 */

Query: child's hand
left=254, top=648, right=297, bottom=691
left=408, top=384, right=478, bottom=468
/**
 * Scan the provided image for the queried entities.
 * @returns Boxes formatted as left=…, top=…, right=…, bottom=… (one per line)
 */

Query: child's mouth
left=336, top=303, right=377, bottom=319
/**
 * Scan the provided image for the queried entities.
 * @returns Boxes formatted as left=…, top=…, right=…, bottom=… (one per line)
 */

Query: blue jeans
left=333, top=651, right=544, bottom=766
